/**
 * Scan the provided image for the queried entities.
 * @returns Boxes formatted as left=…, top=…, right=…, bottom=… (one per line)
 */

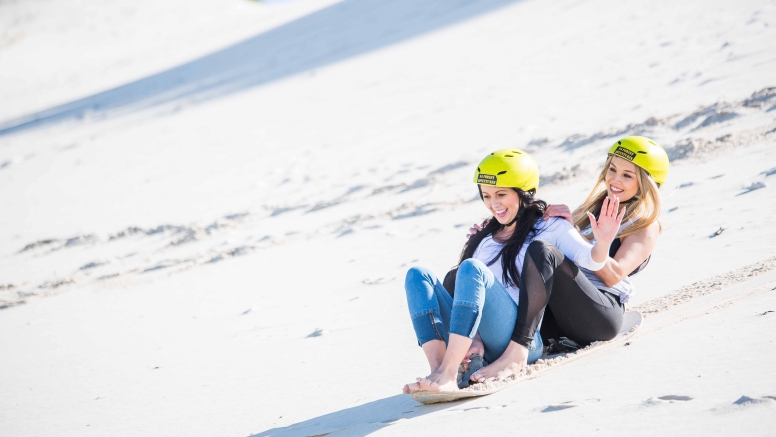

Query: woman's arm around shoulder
left=594, top=221, right=660, bottom=287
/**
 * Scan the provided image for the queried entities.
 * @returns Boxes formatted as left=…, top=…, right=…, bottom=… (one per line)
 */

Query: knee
left=577, top=320, right=620, bottom=344
left=405, top=266, right=433, bottom=290
left=455, top=259, right=495, bottom=292
left=527, top=240, right=553, bottom=258
left=527, top=240, right=561, bottom=267
left=457, top=258, right=488, bottom=279
left=601, top=321, right=621, bottom=342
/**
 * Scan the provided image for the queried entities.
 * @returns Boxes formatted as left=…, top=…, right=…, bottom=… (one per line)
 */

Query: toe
left=417, top=378, right=437, bottom=391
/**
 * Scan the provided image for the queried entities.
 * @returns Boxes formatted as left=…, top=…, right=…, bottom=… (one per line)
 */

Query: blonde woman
left=467, top=136, right=669, bottom=347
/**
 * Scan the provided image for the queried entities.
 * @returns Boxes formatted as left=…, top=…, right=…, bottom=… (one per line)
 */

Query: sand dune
left=1, top=0, right=775, bottom=436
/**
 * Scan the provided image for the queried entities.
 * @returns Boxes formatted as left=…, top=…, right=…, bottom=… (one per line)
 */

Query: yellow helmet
left=608, top=136, right=670, bottom=187
left=473, top=148, right=539, bottom=191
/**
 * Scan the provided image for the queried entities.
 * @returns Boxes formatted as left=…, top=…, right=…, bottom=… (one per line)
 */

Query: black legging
left=511, top=240, right=624, bottom=348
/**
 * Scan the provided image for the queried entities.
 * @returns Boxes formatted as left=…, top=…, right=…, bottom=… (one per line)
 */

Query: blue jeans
left=405, top=258, right=543, bottom=365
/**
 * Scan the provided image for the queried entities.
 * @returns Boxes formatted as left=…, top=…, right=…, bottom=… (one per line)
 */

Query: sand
left=1, top=0, right=775, bottom=436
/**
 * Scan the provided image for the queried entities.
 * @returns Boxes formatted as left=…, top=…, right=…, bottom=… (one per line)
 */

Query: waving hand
left=587, top=197, right=626, bottom=244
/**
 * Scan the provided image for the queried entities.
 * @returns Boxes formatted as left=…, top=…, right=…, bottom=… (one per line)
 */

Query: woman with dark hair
left=402, top=148, right=625, bottom=394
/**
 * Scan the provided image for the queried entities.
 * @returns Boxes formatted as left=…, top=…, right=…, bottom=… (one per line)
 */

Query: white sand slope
left=1, top=0, right=775, bottom=436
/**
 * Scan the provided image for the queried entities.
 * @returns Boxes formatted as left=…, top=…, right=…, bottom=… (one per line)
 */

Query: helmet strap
left=504, top=209, right=523, bottom=228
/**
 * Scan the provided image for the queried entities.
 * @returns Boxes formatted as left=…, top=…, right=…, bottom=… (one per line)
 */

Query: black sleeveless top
left=609, top=237, right=650, bottom=276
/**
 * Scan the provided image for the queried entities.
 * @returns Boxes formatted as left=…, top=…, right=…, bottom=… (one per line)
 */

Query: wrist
left=591, top=243, right=610, bottom=265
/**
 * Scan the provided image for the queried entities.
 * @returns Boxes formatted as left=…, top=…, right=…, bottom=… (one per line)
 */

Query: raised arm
left=551, top=197, right=625, bottom=271
left=594, top=221, right=659, bottom=287
left=548, top=219, right=606, bottom=271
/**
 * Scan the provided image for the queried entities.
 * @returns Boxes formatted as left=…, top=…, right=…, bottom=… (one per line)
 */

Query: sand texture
left=1, top=0, right=776, bottom=436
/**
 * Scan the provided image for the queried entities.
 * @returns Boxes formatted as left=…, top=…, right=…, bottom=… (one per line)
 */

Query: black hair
left=459, top=187, right=547, bottom=288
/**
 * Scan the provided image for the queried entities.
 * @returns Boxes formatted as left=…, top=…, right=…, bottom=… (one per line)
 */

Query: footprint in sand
left=362, top=277, right=395, bottom=285
left=542, top=403, right=576, bottom=412
left=644, top=395, right=693, bottom=406
left=537, top=398, right=600, bottom=413
left=733, top=396, right=776, bottom=406
left=658, top=395, right=693, bottom=401
left=737, top=181, right=767, bottom=196
left=460, top=405, right=507, bottom=412
left=306, top=328, right=327, bottom=338
left=712, top=396, right=776, bottom=413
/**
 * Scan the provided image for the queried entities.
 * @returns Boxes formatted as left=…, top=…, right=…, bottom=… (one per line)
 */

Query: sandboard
left=410, top=311, right=643, bottom=405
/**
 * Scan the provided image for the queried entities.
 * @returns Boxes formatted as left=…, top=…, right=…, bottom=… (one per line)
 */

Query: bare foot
left=470, top=341, right=529, bottom=383
left=403, top=370, right=459, bottom=393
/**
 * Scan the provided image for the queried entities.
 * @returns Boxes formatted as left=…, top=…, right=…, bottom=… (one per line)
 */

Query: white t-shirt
left=472, top=217, right=606, bottom=305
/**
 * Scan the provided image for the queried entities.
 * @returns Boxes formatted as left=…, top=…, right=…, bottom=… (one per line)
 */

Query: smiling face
left=605, top=156, right=640, bottom=202
left=480, top=185, right=521, bottom=225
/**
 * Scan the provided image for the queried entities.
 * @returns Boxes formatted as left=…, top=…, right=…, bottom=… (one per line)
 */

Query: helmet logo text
left=612, top=146, right=636, bottom=161
left=476, top=174, right=497, bottom=185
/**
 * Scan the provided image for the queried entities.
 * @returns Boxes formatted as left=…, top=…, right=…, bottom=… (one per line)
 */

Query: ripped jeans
left=404, top=258, right=543, bottom=365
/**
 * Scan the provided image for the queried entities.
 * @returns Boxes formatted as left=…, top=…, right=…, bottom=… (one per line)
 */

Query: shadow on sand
left=0, top=0, right=522, bottom=136
left=249, top=394, right=455, bottom=437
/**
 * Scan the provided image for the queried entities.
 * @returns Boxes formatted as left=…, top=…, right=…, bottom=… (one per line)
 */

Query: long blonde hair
left=572, top=155, right=662, bottom=240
